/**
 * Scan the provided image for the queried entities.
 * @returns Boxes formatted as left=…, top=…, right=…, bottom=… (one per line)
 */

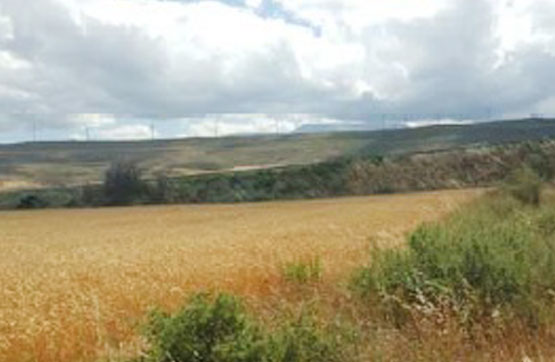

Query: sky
left=0, top=0, right=555, bottom=142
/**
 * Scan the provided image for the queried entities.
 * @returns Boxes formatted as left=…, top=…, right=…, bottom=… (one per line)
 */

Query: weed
left=282, top=257, right=322, bottom=284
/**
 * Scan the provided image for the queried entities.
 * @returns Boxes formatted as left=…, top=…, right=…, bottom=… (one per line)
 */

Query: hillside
left=1, top=118, right=555, bottom=189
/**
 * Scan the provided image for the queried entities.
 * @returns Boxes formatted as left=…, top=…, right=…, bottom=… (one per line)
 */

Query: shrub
left=17, top=194, right=49, bottom=209
left=150, top=175, right=178, bottom=204
left=68, top=184, right=104, bottom=207
left=103, top=161, right=147, bottom=205
left=264, top=314, right=346, bottom=362
left=138, top=293, right=351, bottom=362
left=352, top=194, right=555, bottom=327
left=503, top=166, right=543, bottom=206
left=142, top=294, right=263, bottom=362
left=523, top=142, right=555, bottom=181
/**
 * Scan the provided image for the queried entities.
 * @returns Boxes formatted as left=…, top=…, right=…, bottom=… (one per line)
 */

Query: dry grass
left=0, top=189, right=479, bottom=362
left=0, top=179, right=44, bottom=192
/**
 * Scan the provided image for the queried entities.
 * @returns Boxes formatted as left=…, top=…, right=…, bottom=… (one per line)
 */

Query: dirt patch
left=0, top=179, right=44, bottom=192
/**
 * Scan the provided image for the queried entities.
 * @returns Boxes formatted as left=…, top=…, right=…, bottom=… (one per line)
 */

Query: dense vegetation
left=4, top=139, right=555, bottom=209
left=353, top=190, right=555, bottom=325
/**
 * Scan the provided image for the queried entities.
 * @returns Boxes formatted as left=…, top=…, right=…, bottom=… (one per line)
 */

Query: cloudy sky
left=0, top=0, right=554, bottom=142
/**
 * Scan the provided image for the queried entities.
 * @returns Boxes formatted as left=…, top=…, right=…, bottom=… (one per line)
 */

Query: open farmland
left=0, top=189, right=480, bottom=362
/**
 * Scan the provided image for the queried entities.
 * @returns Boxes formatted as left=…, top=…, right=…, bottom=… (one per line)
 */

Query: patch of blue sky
left=164, top=0, right=321, bottom=36
left=254, top=0, right=321, bottom=36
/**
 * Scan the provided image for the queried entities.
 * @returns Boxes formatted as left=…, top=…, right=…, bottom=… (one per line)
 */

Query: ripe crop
left=0, top=190, right=478, bottom=362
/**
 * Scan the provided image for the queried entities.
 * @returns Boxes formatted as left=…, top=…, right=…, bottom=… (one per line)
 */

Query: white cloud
left=405, top=119, right=475, bottom=129
left=95, top=124, right=153, bottom=140
left=0, top=12, right=13, bottom=42
left=68, top=113, right=116, bottom=127
left=179, top=113, right=341, bottom=137
left=244, top=0, right=263, bottom=9
left=0, top=0, right=554, bottom=141
left=273, top=0, right=451, bottom=41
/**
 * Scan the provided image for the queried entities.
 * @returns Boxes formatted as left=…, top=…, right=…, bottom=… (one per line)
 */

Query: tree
left=103, top=161, right=146, bottom=205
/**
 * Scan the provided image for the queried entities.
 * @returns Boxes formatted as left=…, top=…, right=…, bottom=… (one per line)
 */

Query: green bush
left=352, top=194, right=555, bottom=327
left=138, top=293, right=350, bottom=362
left=503, top=166, right=543, bottom=206
left=265, top=314, right=346, bottom=362
left=522, top=142, right=555, bottom=181
left=141, top=294, right=262, bottom=362
left=17, top=194, right=49, bottom=209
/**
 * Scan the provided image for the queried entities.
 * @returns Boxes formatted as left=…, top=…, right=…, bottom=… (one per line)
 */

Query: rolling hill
left=1, top=117, right=555, bottom=190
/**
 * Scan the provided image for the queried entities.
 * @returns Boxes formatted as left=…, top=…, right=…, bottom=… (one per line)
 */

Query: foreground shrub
left=138, top=293, right=351, bottom=362
left=352, top=193, right=555, bottom=327
left=503, top=166, right=543, bottom=206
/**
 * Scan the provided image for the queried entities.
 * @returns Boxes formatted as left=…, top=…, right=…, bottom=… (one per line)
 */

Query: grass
left=282, top=257, right=322, bottom=284
left=0, top=190, right=474, bottom=362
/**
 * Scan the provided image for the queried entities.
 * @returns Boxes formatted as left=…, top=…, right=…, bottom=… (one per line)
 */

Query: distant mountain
left=295, top=119, right=475, bottom=133
left=294, top=122, right=377, bottom=133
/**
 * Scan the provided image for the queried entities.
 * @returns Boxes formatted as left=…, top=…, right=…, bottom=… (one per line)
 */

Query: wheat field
left=0, top=189, right=480, bottom=362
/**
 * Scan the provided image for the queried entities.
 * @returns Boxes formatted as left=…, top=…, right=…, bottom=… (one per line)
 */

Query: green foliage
left=503, top=166, right=543, bottom=206
left=282, top=258, right=322, bottom=284
left=150, top=175, right=177, bottom=204
left=10, top=188, right=79, bottom=209
left=264, top=314, right=346, bottom=362
left=142, top=294, right=263, bottom=362
left=16, top=194, right=49, bottom=209
left=138, top=293, right=350, bottom=362
left=352, top=194, right=555, bottom=327
left=522, top=142, right=555, bottom=181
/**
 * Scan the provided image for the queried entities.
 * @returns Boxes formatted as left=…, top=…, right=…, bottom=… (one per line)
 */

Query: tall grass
left=282, top=257, right=322, bottom=284
left=502, top=166, right=543, bottom=206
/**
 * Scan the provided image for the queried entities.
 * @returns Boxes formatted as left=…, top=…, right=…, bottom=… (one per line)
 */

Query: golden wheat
left=0, top=190, right=480, bottom=362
